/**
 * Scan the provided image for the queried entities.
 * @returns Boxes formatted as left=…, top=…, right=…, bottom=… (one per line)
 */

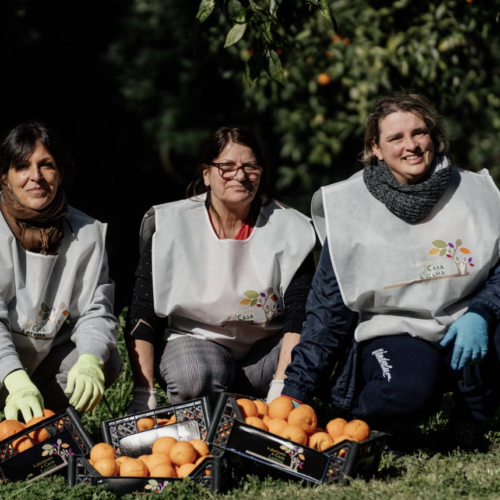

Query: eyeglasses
left=209, top=162, right=262, bottom=180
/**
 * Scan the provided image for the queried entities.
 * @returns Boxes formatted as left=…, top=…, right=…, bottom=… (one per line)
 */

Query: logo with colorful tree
left=428, top=239, right=474, bottom=276
left=39, top=301, right=69, bottom=327
left=41, top=439, right=72, bottom=459
left=279, top=444, right=305, bottom=472
left=239, top=287, right=280, bottom=322
left=144, top=479, right=168, bottom=493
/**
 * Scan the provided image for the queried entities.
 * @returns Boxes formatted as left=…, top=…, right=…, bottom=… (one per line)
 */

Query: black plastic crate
left=100, top=397, right=212, bottom=458
left=67, top=453, right=221, bottom=495
left=0, top=407, right=94, bottom=483
left=206, top=392, right=386, bottom=486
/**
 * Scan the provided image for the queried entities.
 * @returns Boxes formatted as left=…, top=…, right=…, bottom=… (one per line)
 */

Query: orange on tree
left=190, top=439, right=209, bottom=457
left=317, top=73, right=332, bottom=86
left=119, top=458, right=148, bottom=477
left=150, top=463, right=176, bottom=477
left=287, top=405, right=317, bottom=434
left=236, top=398, right=258, bottom=419
left=245, top=416, right=268, bottom=431
left=326, top=418, right=347, bottom=439
left=90, top=442, right=116, bottom=462
left=309, top=432, right=335, bottom=451
left=152, top=436, right=177, bottom=455
left=169, top=441, right=197, bottom=466
left=177, top=463, right=197, bottom=478
left=93, top=458, right=119, bottom=477
left=268, top=397, right=294, bottom=420
left=343, top=419, right=370, bottom=442
left=282, top=425, right=308, bottom=445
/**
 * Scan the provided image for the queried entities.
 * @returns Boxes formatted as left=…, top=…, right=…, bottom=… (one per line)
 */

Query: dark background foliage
left=1, top=0, right=499, bottom=310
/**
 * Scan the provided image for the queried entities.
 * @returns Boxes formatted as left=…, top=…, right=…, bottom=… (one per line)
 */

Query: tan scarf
left=0, top=186, right=68, bottom=255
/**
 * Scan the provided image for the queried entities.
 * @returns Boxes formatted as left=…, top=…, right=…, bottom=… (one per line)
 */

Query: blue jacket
left=282, top=239, right=500, bottom=409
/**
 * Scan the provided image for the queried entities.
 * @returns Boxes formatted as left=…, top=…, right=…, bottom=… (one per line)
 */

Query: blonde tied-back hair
left=361, top=91, right=448, bottom=164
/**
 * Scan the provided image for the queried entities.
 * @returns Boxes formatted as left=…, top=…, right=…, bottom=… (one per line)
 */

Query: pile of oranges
left=88, top=436, right=212, bottom=478
left=0, top=409, right=55, bottom=453
left=237, top=397, right=370, bottom=453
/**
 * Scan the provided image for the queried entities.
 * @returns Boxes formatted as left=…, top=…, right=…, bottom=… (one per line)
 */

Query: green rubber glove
left=4, top=369, right=44, bottom=422
left=65, top=354, right=105, bottom=412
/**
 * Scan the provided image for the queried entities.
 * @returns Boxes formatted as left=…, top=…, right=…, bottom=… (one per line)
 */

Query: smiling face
left=371, top=111, right=435, bottom=185
left=203, top=142, right=261, bottom=210
left=2, top=141, right=62, bottom=210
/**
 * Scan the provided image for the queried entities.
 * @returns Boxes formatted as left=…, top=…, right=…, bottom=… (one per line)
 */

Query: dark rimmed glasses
left=209, top=162, right=262, bottom=180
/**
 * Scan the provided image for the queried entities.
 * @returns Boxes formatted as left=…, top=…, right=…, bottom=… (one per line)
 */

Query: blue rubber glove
left=65, top=354, right=105, bottom=412
left=440, top=312, right=489, bottom=370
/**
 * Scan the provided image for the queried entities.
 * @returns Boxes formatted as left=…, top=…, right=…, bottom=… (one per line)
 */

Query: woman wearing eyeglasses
left=125, top=126, right=316, bottom=412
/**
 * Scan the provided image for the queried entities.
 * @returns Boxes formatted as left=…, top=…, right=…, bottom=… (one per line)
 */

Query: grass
left=2, top=310, right=500, bottom=499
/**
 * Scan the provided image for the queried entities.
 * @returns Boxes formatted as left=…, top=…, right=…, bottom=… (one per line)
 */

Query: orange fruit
left=195, top=455, right=213, bottom=466
left=254, top=400, right=269, bottom=418
left=326, top=418, right=347, bottom=439
left=93, top=458, right=119, bottom=477
left=152, top=436, right=177, bottom=455
left=137, top=417, right=155, bottom=431
left=157, top=418, right=170, bottom=426
left=0, top=420, right=25, bottom=441
left=309, top=432, right=335, bottom=451
left=90, top=442, right=116, bottom=462
left=150, top=463, right=176, bottom=477
left=333, top=433, right=352, bottom=445
left=116, top=456, right=129, bottom=465
left=236, top=399, right=258, bottom=419
left=343, top=420, right=370, bottom=442
left=177, top=463, right=197, bottom=478
left=190, top=439, right=209, bottom=457
left=287, top=405, right=317, bottom=434
left=267, top=418, right=288, bottom=437
left=245, top=417, right=268, bottom=431
left=169, top=441, right=197, bottom=466
left=262, top=415, right=272, bottom=425
left=268, top=397, right=294, bottom=420
left=13, top=436, right=33, bottom=452
left=148, top=452, right=172, bottom=470
left=169, top=415, right=177, bottom=424
left=138, top=454, right=151, bottom=471
left=26, top=416, right=51, bottom=443
left=282, top=425, right=308, bottom=445
left=119, top=458, right=148, bottom=477
left=317, top=73, right=331, bottom=86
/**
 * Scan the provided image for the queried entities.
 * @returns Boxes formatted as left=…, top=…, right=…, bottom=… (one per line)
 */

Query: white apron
left=312, top=167, right=500, bottom=343
left=0, top=207, right=107, bottom=374
left=141, top=196, right=316, bottom=358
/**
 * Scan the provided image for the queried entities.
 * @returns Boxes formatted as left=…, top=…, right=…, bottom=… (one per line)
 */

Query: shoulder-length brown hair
left=186, top=126, right=273, bottom=216
left=361, top=91, right=448, bottom=164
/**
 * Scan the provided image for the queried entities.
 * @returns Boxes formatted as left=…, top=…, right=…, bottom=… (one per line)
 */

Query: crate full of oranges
left=0, top=407, right=94, bottom=483
left=206, top=393, right=386, bottom=486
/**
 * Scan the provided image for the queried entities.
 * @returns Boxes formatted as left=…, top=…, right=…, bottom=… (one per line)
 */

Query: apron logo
left=39, top=301, right=70, bottom=327
left=384, top=238, right=475, bottom=291
left=239, top=287, right=280, bottom=322
left=18, top=302, right=70, bottom=339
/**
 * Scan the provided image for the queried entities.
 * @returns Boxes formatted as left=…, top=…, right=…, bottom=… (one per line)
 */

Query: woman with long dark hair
left=0, top=121, right=121, bottom=422
left=125, top=126, right=316, bottom=411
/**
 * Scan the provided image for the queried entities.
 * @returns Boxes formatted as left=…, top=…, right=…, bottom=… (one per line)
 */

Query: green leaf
left=244, top=290, right=260, bottom=299
left=228, top=0, right=245, bottom=21
left=250, top=298, right=258, bottom=306
left=318, top=0, right=338, bottom=32
left=270, top=0, right=283, bottom=15
left=265, top=50, right=285, bottom=86
left=224, top=22, right=248, bottom=48
left=41, top=303, right=50, bottom=312
left=148, top=480, right=158, bottom=487
left=245, top=55, right=261, bottom=88
left=439, top=248, right=446, bottom=256
left=196, top=0, right=215, bottom=23
left=432, top=240, right=447, bottom=248
left=42, top=313, right=49, bottom=320
left=42, top=444, right=53, bottom=451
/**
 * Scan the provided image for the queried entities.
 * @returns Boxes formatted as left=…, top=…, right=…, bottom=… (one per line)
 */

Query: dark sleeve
left=124, top=236, right=165, bottom=344
left=467, top=260, right=500, bottom=328
left=282, top=251, right=316, bottom=334
left=282, top=239, right=358, bottom=403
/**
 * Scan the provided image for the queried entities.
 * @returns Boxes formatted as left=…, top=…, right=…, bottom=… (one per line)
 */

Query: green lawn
left=1, top=312, right=500, bottom=499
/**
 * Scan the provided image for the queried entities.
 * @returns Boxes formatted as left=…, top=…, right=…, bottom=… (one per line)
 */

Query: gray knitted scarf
left=363, top=155, right=452, bottom=223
